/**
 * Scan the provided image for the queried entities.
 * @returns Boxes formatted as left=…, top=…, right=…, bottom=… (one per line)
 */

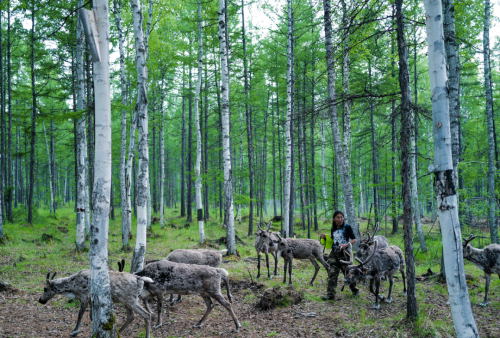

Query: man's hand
left=340, top=243, right=349, bottom=251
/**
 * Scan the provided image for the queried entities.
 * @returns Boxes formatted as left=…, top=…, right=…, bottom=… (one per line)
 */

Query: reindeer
left=356, top=222, right=389, bottom=261
left=38, top=269, right=153, bottom=337
left=462, top=235, right=500, bottom=307
left=254, top=221, right=281, bottom=279
left=273, top=233, right=329, bottom=285
left=342, top=240, right=407, bottom=310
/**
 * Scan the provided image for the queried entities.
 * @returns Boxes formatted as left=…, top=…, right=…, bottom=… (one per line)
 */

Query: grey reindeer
left=273, top=233, right=329, bottom=285
left=135, top=260, right=241, bottom=332
left=254, top=221, right=281, bottom=279
left=165, top=248, right=228, bottom=305
left=462, top=235, right=500, bottom=307
left=38, top=268, right=153, bottom=337
left=356, top=222, right=390, bottom=261
left=342, top=240, right=407, bottom=310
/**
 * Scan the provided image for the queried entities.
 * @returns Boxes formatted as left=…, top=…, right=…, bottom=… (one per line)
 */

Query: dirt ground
left=1, top=277, right=499, bottom=338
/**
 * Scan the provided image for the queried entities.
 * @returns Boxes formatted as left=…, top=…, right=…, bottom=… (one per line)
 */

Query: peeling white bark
left=218, top=0, right=235, bottom=254
left=195, top=0, right=204, bottom=244
left=424, top=0, right=479, bottom=335
left=88, top=0, right=117, bottom=335
left=130, top=0, right=149, bottom=273
left=320, top=117, right=329, bottom=215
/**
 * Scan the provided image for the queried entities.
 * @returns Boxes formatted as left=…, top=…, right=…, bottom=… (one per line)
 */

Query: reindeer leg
left=119, top=306, right=135, bottom=334
left=257, top=252, right=261, bottom=279
left=373, top=277, right=381, bottom=310
left=174, top=295, right=182, bottom=304
left=288, top=258, right=293, bottom=285
left=131, top=302, right=151, bottom=338
left=283, top=257, right=288, bottom=284
left=385, top=275, right=394, bottom=303
left=481, top=273, right=491, bottom=307
left=194, top=295, right=214, bottom=328
left=266, top=251, right=271, bottom=279
left=169, top=294, right=175, bottom=305
left=211, top=292, right=241, bottom=333
left=400, top=266, right=407, bottom=296
left=273, top=252, right=279, bottom=276
left=309, top=258, right=321, bottom=286
left=153, top=291, right=164, bottom=329
left=70, top=297, right=88, bottom=337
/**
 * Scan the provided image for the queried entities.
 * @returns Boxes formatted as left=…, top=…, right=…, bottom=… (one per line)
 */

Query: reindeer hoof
left=153, top=324, right=163, bottom=329
left=378, top=295, right=385, bottom=301
left=385, top=298, right=392, bottom=303
left=402, top=291, right=407, bottom=296
left=193, top=323, right=203, bottom=328
left=372, top=304, right=380, bottom=310
left=70, top=330, right=80, bottom=337
left=480, top=302, right=489, bottom=307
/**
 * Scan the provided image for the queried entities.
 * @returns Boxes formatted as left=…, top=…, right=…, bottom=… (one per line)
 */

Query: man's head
left=332, top=211, right=345, bottom=228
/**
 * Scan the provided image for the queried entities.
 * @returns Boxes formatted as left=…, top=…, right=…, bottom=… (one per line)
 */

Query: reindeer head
left=274, top=233, right=288, bottom=252
left=38, top=272, right=58, bottom=304
left=462, top=235, right=477, bottom=260
left=356, top=222, right=380, bottom=261
left=343, top=240, right=378, bottom=286
left=255, top=221, right=275, bottom=247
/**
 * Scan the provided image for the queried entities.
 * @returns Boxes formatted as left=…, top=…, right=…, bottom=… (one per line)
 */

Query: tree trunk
left=187, top=47, right=193, bottom=224
left=272, top=96, right=277, bottom=218
left=113, top=0, right=130, bottom=248
left=368, top=61, right=379, bottom=224
left=423, top=0, right=479, bottom=335
left=340, top=0, right=351, bottom=161
left=88, top=0, right=118, bottom=335
left=238, top=108, right=244, bottom=224
left=242, top=0, right=254, bottom=236
left=76, top=3, right=88, bottom=250
left=391, top=7, right=397, bottom=233
left=322, top=0, right=358, bottom=240
left=396, top=0, right=417, bottom=320
left=160, top=86, right=165, bottom=229
left=50, top=122, right=56, bottom=212
left=310, top=45, right=318, bottom=231
left=27, top=4, right=36, bottom=224
left=219, top=0, right=235, bottom=254
left=484, top=0, right=498, bottom=244
left=130, top=0, right=150, bottom=273
left=6, top=4, right=11, bottom=223
left=320, top=116, right=329, bottom=215
left=204, top=59, right=210, bottom=220
left=181, top=70, right=186, bottom=217
left=411, top=111, right=426, bottom=252
left=194, top=0, right=204, bottom=243
left=42, top=122, right=54, bottom=214
left=358, top=122, right=364, bottom=217
left=283, top=0, right=294, bottom=237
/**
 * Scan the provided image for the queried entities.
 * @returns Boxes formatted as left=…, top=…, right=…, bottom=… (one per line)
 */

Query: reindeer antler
left=340, top=243, right=354, bottom=264
left=257, top=222, right=264, bottom=232
left=462, top=235, right=477, bottom=247
left=355, top=240, right=378, bottom=266
left=372, top=222, right=380, bottom=240
left=266, top=221, right=272, bottom=230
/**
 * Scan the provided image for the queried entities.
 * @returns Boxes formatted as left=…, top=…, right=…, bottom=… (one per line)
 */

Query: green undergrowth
left=1, top=205, right=498, bottom=337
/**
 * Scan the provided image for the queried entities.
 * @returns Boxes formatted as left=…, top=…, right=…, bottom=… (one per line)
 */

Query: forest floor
left=0, top=206, right=499, bottom=337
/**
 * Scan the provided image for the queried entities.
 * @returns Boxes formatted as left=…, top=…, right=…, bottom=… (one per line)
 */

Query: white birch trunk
left=411, top=113, right=426, bottom=252
left=42, top=122, right=54, bottom=214
left=113, top=0, right=129, bottom=248
left=218, top=0, right=235, bottom=254
left=125, top=107, right=137, bottom=240
left=323, top=0, right=358, bottom=240
left=88, top=0, right=117, bottom=335
left=423, top=1, right=479, bottom=335
left=283, top=0, right=293, bottom=237
left=195, top=0, right=204, bottom=244
left=130, top=0, right=149, bottom=273
left=340, top=0, right=351, bottom=160
left=320, top=117, right=329, bottom=215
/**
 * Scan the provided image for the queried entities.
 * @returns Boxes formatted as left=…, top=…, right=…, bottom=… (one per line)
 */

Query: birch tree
left=75, top=1, right=87, bottom=251
left=283, top=0, right=294, bottom=237
left=411, top=112, right=427, bottom=252
left=194, top=0, right=205, bottom=244
left=423, top=0, right=479, bottom=335
left=85, top=0, right=118, bottom=335
left=483, top=0, right=498, bottom=244
left=322, top=0, right=358, bottom=239
left=219, top=0, right=236, bottom=254
left=130, top=0, right=150, bottom=273
left=113, top=0, right=130, bottom=249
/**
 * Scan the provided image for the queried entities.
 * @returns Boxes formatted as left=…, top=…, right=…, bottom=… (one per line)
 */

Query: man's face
left=335, top=214, right=344, bottom=227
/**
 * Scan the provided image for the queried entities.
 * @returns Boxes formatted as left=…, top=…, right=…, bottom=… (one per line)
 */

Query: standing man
left=321, top=210, right=358, bottom=300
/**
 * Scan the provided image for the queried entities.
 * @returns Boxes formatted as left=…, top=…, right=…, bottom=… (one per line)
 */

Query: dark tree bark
left=181, top=70, right=186, bottom=217
left=396, top=0, right=418, bottom=320
left=27, top=4, right=37, bottom=224
left=368, top=60, right=379, bottom=225
left=242, top=0, right=255, bottom=235
left=6, top=5, right=12, bottom=222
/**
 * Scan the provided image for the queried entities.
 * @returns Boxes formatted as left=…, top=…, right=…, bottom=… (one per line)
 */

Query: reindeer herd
left=36, top=219, right=500, bottom=337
